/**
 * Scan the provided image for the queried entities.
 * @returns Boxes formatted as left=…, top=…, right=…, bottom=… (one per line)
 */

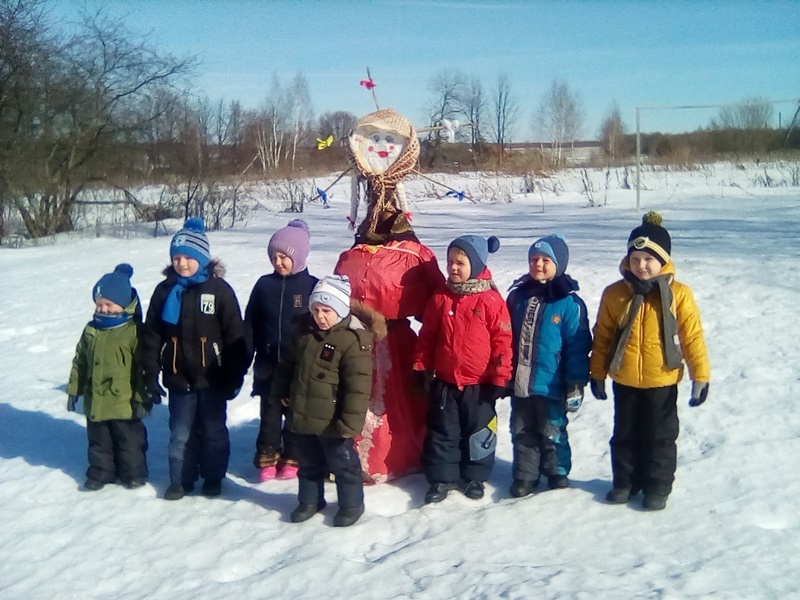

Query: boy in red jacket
left=413, top=235, right=513, bottom=503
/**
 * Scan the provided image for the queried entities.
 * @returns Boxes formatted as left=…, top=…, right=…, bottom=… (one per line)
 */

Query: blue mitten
left=565, top=384, right=584, bottom=412
left=67, top=395, right=79, bottom=412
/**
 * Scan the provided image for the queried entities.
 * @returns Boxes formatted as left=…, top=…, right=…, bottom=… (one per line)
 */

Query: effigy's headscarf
left=348, top=108, right=420, bottom=244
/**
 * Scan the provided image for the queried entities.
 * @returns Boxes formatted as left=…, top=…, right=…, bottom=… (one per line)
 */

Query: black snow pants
left=610, top=382, right=679, bottom=496
left=86, top=418, right=148, bottom=484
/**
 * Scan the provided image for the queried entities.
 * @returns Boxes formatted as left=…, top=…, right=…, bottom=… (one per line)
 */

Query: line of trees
left=2, top=1, right=797, bottom=240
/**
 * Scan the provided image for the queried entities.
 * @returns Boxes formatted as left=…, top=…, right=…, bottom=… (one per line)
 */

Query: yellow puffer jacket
left=590, top=258, right=710, bottom=388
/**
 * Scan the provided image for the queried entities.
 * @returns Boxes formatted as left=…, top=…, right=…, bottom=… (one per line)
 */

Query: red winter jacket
left=413, top=269, right=513, bottom=389
left=335, top=240, right=444, bottom=320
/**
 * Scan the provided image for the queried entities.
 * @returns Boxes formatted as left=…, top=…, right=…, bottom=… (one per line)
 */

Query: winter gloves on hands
left=590, top=379, right=607, bottom=400
left=481, top=384, right=509, bottom=403
left=689, top=381, right=709, bottom=407
left=144, top=374, right=166, bottom=405
left=565, top=384, right=584, bottom=412
left=413, top=370, right=434, bottom=397
left=67, top=395, right=78, bottom=412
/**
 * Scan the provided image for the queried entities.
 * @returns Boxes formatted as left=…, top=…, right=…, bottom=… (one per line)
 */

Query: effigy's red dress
left=335, top=239, right=443, bottom=483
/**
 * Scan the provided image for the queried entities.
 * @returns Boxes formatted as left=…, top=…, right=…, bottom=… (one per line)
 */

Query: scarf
left=508, top=274, right=579, bottom=302
left=447, top=278, right=496, bottom=296
left=92, top=312, right=132, bottom=330
left=508, top=274, right=579, bottom=397
left=608, top=271, right=682, bottom=373
left=161, top=269, right=210, bottom=325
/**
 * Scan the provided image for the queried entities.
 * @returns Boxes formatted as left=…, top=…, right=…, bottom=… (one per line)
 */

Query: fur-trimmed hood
left=161, top=258, right=226, bottom=279
left=350, top=299, right=387, bottom=341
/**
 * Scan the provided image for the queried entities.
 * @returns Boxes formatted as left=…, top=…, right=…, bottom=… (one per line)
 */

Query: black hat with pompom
left=628, top=212, right=671, bottom=265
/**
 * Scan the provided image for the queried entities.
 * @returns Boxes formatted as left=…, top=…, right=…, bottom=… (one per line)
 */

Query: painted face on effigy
left=358, top=126, right=406, bottom=174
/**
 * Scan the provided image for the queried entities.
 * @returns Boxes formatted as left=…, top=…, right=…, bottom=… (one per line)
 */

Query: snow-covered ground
left=1, top=163, right=799, bottom=599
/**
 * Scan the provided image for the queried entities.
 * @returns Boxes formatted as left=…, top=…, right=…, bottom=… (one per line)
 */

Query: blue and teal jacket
left=506, top=274, right=591, bottom=400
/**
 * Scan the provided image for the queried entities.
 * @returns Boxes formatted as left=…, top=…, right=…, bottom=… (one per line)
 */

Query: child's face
left=447, top=247, right=471, bottom=283
left=629, top=250, right=663, bottom=280
left=95, top=298, right=124, bottom=314
left=172, top=254, right=200, bottom=277
left=529, top=254, right=557, bottom=282
left=271, top=251, right=293, bottom=276
left=311, top=302, right=340, bottom=330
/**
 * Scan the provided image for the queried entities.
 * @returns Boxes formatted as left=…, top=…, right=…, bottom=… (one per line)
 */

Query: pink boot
left=259, top=466, right=278, bottom=482
left=278, top=464, right=299, bottom=480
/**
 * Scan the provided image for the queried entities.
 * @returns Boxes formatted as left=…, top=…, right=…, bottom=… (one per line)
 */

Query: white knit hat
left=309, top=275, right=351, bottom=320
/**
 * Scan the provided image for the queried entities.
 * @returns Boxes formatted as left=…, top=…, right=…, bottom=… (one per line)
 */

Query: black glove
left=144, top=374, right=166, bottom=403
left=564, top=384, right=584, bottom=412
left=689, top=381, right=709, bottom=407
left=142, top=400, right=154, bottom=414
left=412, top=370, right=434, bottom=397
left=481, top=384, right=508, bottom=403
left=590, top=379, right=607, bottom=400
left=221, top=381, right=243, bottom=401
left=67, top=395, right=78, bottom=412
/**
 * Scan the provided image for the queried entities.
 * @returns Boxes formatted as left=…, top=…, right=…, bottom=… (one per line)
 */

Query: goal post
left=634, top=97, right=800, bottom=208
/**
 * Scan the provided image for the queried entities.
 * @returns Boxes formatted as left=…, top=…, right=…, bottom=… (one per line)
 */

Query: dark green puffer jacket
left=270, top=311, right=375, bottom=438
left=67, top=298, right=147, bottom=422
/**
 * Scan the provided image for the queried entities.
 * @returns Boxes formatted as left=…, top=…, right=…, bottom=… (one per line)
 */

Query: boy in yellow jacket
left=590, top=213, right=709, bottom=510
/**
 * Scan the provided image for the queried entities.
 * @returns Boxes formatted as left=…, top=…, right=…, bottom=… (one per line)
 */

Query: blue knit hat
left=309, top=275, right=352, bottom=321
left=528, top=234, right=569, bottom=277
left=448, top=235, right=500, bottom=279
left=93, top=263, right=134, bottom=309
left=171, top=217, right=210, bottom=268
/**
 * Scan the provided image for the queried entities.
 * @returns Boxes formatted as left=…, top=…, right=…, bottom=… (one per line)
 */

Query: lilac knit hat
left=268, top=219, right=311, bottom=274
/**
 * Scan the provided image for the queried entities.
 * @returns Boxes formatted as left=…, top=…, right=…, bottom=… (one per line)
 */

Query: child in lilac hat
left=245, top=219, right=318, bottom=481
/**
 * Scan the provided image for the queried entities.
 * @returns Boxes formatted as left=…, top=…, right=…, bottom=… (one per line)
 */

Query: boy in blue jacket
left=506, top=234, right=591, bottom=497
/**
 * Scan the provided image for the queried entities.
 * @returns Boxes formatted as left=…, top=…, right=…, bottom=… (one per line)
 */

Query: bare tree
left=425, top=68, right=467, bottom=135
left=317, top=110, right=357, bottom=143
left=710, top=97, right=774, bottom=129
left=462, top=75, right=486, bottom=151
left=1, top=4, right=194, bottom=237
left=285, top=72, right=313, bottom=170
left=534, top=79, right=584, bottom=167
left=599, top=101, right=626, bottom=161
left=489, top=73, right=519, bottom=159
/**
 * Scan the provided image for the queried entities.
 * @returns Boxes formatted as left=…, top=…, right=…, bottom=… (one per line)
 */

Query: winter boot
left=164, top=483, right=187, bottom=501
left=510, top=478, right=538, bottom=498
left=605, top=487, right=631, bottom=504
left=333, top=505, right=365, bottom=527
left=123, top=478, right=147, bottom=489
left=424, top=482, right=458, bottom=504
left=462, top=481, right=485, bottom=500
left=253, top=450, right=280, bottom=470
left=642, top=493, right=668, bottom=511
left=278, top=464, right=299, bottom=480
left=259, top=466, right=278, bottom=482
left=201, top=479, right=222, bottom=497
left=547, top=475, right=570, bottom=490
left=84, top=478, right=105, bottom=491
left=290, top=500, right=327, bottom=523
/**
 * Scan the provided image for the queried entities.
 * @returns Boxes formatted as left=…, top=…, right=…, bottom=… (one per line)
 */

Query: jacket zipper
left=171, top=336, right=178, bottom=374
left=201, top=336, right=207, bottom=368
left=277, top=277, right=286, bottom=363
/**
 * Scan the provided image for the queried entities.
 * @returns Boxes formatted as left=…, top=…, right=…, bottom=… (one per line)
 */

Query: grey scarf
left=447, top=278, right=496, bottom=295
left=608, top=273, right=683, bottom=373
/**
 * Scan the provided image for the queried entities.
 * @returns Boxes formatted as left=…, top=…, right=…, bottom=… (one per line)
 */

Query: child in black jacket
left=142, top=218, right=248, bottom=501
left=244, top=219, right=318, bottom=481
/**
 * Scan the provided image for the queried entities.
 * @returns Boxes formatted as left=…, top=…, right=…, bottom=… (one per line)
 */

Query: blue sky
left=49, top=0, right=799, bottom=139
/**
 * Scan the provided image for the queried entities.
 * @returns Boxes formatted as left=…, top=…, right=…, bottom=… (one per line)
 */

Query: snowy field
left=1, top=163, right=799, bottom=599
